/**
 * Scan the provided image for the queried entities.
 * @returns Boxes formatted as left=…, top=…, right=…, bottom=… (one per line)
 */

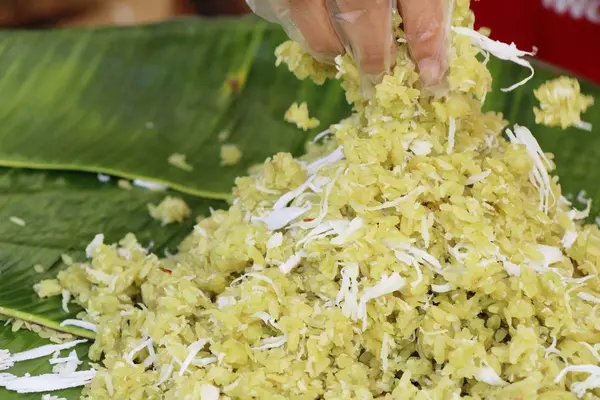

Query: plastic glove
left=246, top=0, right=452, bottom=88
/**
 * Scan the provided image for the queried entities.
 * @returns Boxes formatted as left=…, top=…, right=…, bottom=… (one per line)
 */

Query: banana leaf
left=0, top=168, right=223, bottom=399
left=0, top=16, right=597, bottom=400
left=0, top=17, right=350, bottom=199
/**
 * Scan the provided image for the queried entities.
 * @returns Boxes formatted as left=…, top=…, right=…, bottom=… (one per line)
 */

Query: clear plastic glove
left=246, top=0, right=452, bottom=88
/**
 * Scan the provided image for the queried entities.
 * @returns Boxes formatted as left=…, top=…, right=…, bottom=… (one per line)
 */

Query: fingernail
left=418, top=57, right=442, bottom=87
left=311, top=52, right=338, bottom=65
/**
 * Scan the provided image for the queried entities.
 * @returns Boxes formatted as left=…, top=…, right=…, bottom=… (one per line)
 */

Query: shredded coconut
left=431, top=284, right=453, bottom=293
left=453, top=27, right=536, bottom=91
left=85, top=234, right=104, bottom=259
left=51, top=350, right=82, bottom=375
left=312, top=128, right=333, bottom=143
left=336, top=263, right=360, bottom=320
left=61, top=289, right=71, bottom=313
left=577, top=190, right=589, bottom=205
left=252, top=205, right=311, bottom=231
left=306, top=147, right=345, bottom=175
left=267, top=232, right=284, bottom=249
left=156, top=362, right=174, bottom=387
left=200, top=383, right=220, bottom=400
left=411, top=140, right=433, bottom=156
left=331, top=217, right=363, bottom=245
left=578, top=293, right=600, bottom=304
left=279, top=251, right=306, bottom=274
left=59, top=319, right=97, bottom=332
left=465, top=170, right=491, bottom=186
left=475, top=365, right=508, bottom=387
left=381, top=333, right=392, bottom=373
left=252, top=336, right=287, bottom=351
left=132, top=179, right=168, bottom=191
left=364, top=186, right=426, bottom=212
left=447, top=118, right=456, bottom=154
left=555, top=365, right=600, bottom=398
left=124, top=337, right=153, bottom=366
left=562, top=231, right=579, bottom=249
left=42, top=395, right=67, bottom=400
left=568, top=199, right=592, bottom=221
left=273, top=177, right=315, bottom=210
left=179, top=339, right=210, bottom=376
left=357, top=273, right=406, bottom=330
left=1, top=370, right=96, bottom=393
left=506, top=125, right=554, bottom=213
left=96, top=173, right=111, bottom=183
left=2, top=340, right=86, bottom=370
left=216, top=296, right=237, bottom=309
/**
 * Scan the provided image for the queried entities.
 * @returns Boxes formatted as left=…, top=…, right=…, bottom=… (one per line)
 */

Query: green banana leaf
left=0, top=168, right=224, bottom=335
left=0, top=168, right=223, bottom=399
left=0, top=16, right=597, bottom=400
left=0, top=17, right=350, bottom=199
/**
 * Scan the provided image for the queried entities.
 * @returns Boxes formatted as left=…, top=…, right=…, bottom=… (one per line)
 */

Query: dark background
left=0, top=0, right=251, bottom=27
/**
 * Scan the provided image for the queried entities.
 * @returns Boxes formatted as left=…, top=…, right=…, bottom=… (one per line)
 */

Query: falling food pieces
left=168, top=153, right=194, bottom=172
left=148, top=196, right=191, bottom=225
left=117, top=180, right=133, bottom=190
left=8, top=217, right=25, bottom=227
left=61, top=254, right=74, bottom=266
left=284, top=102, right=320, bottom=131
left=220, top=144, right=242, bottom=166
left=534, top=76, right=595, bottom=130
left=217, top=130, right=230, bottom=142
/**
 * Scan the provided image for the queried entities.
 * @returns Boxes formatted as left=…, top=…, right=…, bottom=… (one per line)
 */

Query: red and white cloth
left=472, top=0, right=600, bottom=83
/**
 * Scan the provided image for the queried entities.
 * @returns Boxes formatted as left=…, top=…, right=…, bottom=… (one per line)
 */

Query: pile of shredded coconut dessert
left=26, top=1, right=600, bottom=399
left=534, top=76, right=595, bottom=131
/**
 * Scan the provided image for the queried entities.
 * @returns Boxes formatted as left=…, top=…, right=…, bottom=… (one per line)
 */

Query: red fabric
left=471, top=0, right=600, bottom=84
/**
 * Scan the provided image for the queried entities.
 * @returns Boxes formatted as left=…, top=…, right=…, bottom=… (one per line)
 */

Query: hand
left=246, top=0, right=451, bottom=87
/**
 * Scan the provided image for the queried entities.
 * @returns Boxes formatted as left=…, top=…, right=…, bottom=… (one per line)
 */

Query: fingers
left=247, top=0, right=451, bottom=89
left=247, top=0, right=343, bottom=62
left=398, top=0, right=450, bottom=86
left=326, top=0, right=396, bottom=77
left=289, top=0, right=344, bottom=61
left=245, top=0, right=284, bottom=23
